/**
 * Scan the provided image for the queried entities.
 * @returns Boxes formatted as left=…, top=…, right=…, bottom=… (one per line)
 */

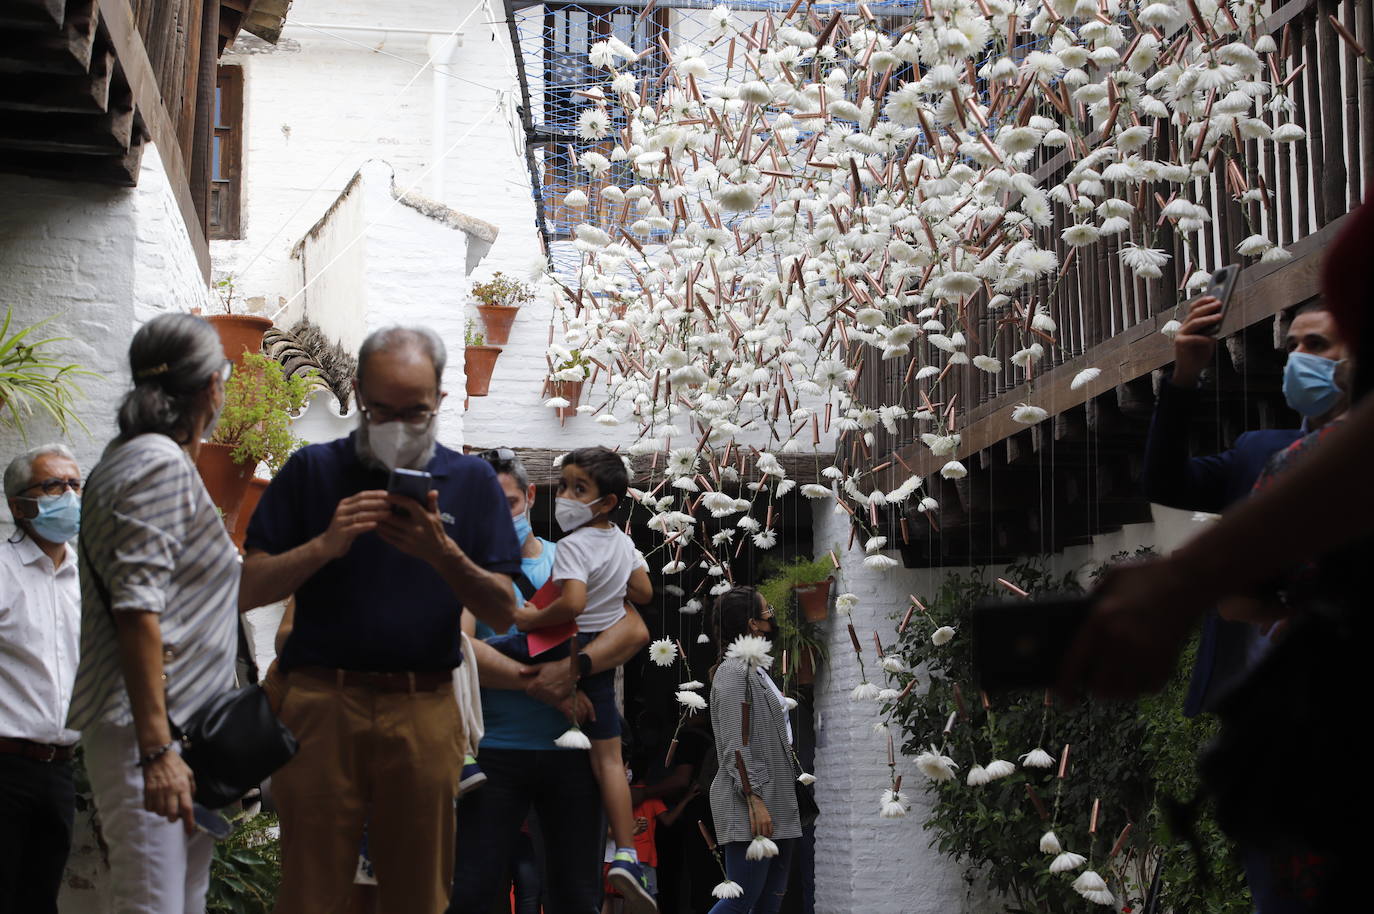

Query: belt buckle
left=41, top=743, right=57, bottom=763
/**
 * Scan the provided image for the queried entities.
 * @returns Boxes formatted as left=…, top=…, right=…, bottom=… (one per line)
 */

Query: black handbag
left=794, top=776, right=820, bottom=828
left=82, top=538, right=298, bottom=809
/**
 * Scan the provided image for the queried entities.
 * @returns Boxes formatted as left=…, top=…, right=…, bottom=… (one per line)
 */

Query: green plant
left=211, top=351, right=312, bottom=474
left=471, top=272, right=533, bottom=308
left=0, top=308, right=96, bottom=438
left=207, top=811, right=281, bottom=914
left=758, top=555, right=834, bottom=685
left=887, top=552, right=1246, bottom=914
left=465, top=320, right=486, bottom=347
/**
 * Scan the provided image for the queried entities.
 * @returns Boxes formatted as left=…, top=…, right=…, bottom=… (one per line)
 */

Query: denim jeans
left=707, top=838, right=796, bottom=914
left=448, top=748, right=604, bottom=914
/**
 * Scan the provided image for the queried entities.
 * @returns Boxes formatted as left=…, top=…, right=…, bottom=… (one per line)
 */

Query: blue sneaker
left=459, top=755, right=486, bottom=796
left=607, top=856, right=657, bottom=913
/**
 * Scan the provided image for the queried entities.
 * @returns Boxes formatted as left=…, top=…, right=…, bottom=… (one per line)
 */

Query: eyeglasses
left=358, top=403, right=440, bottom=428
left=476, top=447, right=517, bottom=469
left=21, top=477, right=82, bottom=497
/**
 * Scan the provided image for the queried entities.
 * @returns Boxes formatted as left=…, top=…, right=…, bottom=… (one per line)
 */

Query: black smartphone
left=193, top=803, right=233, bottom=841
left=971, top=595, right=1092, bottom=692
left=1194, top=264, right=1241, bottom=337
left=387, top=468, right=433, bottom=504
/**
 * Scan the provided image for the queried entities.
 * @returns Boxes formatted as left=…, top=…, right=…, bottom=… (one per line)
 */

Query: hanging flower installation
left=540, top=0, right=1295, bottom=581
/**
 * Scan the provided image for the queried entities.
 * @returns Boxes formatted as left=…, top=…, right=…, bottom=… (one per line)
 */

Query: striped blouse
left=708, top=657, right=802, bottom=845
left=68, top=434, right=239, bottom=730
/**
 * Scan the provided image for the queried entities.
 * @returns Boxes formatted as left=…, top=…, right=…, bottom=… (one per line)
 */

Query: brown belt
left=292, top=666, right=452, bottom=694
left=0, top=737, right=75, bottom=762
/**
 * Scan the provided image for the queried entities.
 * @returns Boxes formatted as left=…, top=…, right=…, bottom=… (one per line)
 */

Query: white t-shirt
left=550, top=524, right=637, bottom=633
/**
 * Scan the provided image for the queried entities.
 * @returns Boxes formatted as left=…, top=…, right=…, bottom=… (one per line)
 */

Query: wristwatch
left=577, top=652, right=593, bottom=680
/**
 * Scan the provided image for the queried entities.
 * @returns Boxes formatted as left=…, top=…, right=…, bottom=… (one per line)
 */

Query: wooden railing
left=863, top=0, right=1371, bottom=483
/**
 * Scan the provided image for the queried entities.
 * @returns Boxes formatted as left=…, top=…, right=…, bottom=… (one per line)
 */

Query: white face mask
left=554, top=496, right=602, bottom=532
left=359, top=419, right=437, bottom=471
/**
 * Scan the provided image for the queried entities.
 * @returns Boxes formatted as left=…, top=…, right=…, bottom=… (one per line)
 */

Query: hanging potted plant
left=470, top=272, right=532, bottom=346
left=0, top=308, right=95, bottom=439
left=206, top=277, right=272, bottom=368
left=762, top=567, right=831, bottom=687
left=761, top=554, right=835, bottom=623
left=199, top=352, right=312, bottom=536
left=464, top=321, right=502, bottom=398
left=545, top=348, right=590, bottom=420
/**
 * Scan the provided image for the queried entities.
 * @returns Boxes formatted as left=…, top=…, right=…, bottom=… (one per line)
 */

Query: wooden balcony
left=859, top=0, right=1371, bottom=566
left=0, top=0, right=287, bottom=276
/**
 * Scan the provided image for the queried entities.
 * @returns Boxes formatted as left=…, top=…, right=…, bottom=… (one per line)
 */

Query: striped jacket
left=708, top=657, right=801, bottom=845
left=68, top=434, right=239, bottom=730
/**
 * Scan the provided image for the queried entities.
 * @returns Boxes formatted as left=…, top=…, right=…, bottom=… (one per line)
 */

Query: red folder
left=526, top=579, right=578, bottom=657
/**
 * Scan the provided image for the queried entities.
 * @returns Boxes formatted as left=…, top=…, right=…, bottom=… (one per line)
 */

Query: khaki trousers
left=272, top=671, right=464, bottom=914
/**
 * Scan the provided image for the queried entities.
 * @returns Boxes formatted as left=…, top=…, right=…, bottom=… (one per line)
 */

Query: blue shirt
left=245, top=433, right=522, bottom=672
left=475, top=537, right=574, bottom=750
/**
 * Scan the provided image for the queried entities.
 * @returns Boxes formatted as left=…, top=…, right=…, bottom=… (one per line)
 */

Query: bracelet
left=137, top=742, right=176, bottom=768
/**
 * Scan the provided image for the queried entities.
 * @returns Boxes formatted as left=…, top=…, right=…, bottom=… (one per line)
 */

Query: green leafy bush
left=211, top=352, right=312, bottom=475
left=0, top=308, right=95, bottom=437
left=471, top=272, right=533, bottom=308
left=207, top=812, right=282, bottom=914
left=887, top=553, right=1246, bottom=914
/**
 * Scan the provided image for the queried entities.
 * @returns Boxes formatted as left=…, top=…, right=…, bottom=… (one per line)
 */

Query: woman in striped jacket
left=707, top=588, right=800, bottom=913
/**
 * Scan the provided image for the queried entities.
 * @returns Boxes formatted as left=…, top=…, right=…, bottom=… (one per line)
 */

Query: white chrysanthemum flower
left=1021, top=747, right=1056, bottom=768
left=678, top=680, right=704, bottom=691
left=544, top=397, right=571, bottom=409
left=915, top=745, right=959, bottom=781
left=725, top=634, right=773, bottom=669
left=564, top=189, right=588, bottom=208
left=782, top=696, right=797, bottom=711
left=745, top=836, right=779, bottom=860
left=649, top=639, right=678, bottom=667
left=1072, top=870, right=1115, bottom=906
left=680, top=599, right=702, bottom=616
left=1031, top=308, right=1057, bottom=333
left=1070, top=368, right=1101, bottom=391
left=835, top=592, right=859, bottom=614
left=1273, top=123, right=1305, bottom=142
left=1062, top=223, right=1100, bottom=246
left=880, top=788, right=909, bottom=818
left=877, top=688, right=900, bottom=702
left=797, top=772, right=816, bottom=786
left=1237, top=234, right=1274, bottom=257
left=676, top=690, right=707, bottom=712
left=712, top=880, right=744, bottom=899
left=881, top=655, right=906, bottom=674
left=851, top=681, right=880, bottom=702
left=576, top=108, right=610, bottom=140
left=1160, top=319, right=1183, bottom=339
left=940, top=461, right=967, bottom=480
left=863, top=554, right=899, bottom=571
left=966, top=764, right=991, bottom=786
left=697, top=633, right=711, bottom=644
left=1040, top=830, right=1062, bottom=854
left=801, top=483, right=832, bottom=499
left=985, top=759, right=1016, bottom=780
left=973, top=355, right=1002, bottom=373
left=1049, top=851, right=1087, bottom=874
left=931, top=626, right=955, bottom=646
left=1261, top=246, right=1292, bottom=263
left=1012, top=404, right=1048, bottom=425
left=555, top=727, right=591, bottom=750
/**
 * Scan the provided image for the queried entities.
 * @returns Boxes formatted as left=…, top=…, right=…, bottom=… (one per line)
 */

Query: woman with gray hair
left=68, top=313, right=241, bottom=913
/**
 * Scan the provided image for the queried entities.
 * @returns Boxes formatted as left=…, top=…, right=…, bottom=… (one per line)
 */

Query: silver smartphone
left=1196, top=264, right=1241, bottom=337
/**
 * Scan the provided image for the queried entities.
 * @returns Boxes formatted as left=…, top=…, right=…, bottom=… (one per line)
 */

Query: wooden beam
left=879, top=211, right=1350, bottom=487
left=0, top=1, right=98, bottom=74
left=0, top=0, right=65, bottom=30
left=465, top=446, right=836, bottom=486
left=0, top=106, right=133, bottom=154
left=0, top=48, right=113, bottom=113
left=95, top=0, right=209, bottom=279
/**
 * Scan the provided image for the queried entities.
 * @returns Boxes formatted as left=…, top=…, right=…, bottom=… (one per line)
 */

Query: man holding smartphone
left=239, top=326, right=523, bottom=914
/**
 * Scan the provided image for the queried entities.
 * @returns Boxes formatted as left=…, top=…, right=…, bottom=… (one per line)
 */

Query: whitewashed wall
left=809, top=499, right=1203, bottom=912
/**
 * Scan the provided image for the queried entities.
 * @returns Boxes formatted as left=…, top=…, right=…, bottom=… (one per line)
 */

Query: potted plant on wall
left=0, top=308, right=95, bottom=438
left=760, top=564, right=831, bottom=686
left=197, top=352, right=312, bottom=537
left=470, top=273, right=532, bottom=346
left=206, top=276, right=273, bottom=368
left=759, top=554, right=835, bottom=623
left=545, top=348, right=591, bottom=420
left=464, top=321, right=502, bottom=398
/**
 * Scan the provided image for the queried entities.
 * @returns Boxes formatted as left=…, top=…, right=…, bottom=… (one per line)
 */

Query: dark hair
left=561, top=446, right=628, bottom=501
left=1291, top=300, right=1331, bottom=319
left=117, top=314, right=223, bottom=444
left=477, top=447, right=529, bottom=490
left=713, top=586, right=762, bottom=648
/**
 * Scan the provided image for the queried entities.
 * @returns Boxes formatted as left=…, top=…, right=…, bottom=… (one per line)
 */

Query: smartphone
left=193, top=803, right=234, bottom=841
left=970, top=596, right=1091, bottom=692
left=387, top=468, right=433, bottom=504
left=1194, top=264, right=1241, bottom=337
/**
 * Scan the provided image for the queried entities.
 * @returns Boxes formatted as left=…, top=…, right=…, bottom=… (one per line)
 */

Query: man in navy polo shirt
left=241, top=326, right=521, bottom=914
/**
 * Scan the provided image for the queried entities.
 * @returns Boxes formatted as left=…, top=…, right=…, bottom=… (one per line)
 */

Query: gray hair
left=117, top=313, right=225, bottom=444
left=498, top=452, right=529, bottom=490
left=356, top=326, right=446, bottom=392
left=4, top=443, right=78, bottom=499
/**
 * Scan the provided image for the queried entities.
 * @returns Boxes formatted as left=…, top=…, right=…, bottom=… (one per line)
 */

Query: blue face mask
left=28, top=490, right=81, bottom=544
left=1282, top=351, right=1342, bottom=418
left=512, top=511, right=532, bottom=545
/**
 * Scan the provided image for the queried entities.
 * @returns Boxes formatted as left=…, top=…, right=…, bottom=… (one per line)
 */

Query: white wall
left=808, top=499, right=1205, bottom=911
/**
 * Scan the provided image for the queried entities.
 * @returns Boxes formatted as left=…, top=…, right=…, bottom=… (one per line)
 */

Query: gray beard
left=354, top=419, right=437, bottom=471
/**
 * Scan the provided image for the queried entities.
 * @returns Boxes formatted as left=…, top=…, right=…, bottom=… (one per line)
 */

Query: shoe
left=458, top=755, right=487, bottom=796
left=607, top=857, right=657, bottom=914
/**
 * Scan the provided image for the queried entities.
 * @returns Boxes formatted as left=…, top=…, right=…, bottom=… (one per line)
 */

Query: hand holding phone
left=1193, top=264, right=1241, bottom=338
left=387, top=469, right=433, bottom=515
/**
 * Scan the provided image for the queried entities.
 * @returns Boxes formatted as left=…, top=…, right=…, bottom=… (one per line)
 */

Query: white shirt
left=0, top=535, right=81, bottom=745
left=549, top=524, right=637, bottom=633
left=760, top=668, right=793, bottom=745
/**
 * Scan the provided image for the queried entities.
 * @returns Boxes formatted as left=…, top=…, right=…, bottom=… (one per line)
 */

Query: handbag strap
left=78, top=535, right=186, bottom=740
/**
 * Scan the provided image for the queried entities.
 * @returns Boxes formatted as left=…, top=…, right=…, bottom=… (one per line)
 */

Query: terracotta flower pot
left=550, top=379, right=582, bottom=420
left=475, top=305, right=519, bottom=346
left=231, top=477, right=270, bottom=548
left=796, top=578, right=832, bottom=622
left=195, top=442, right=253, bottom=529
left=206, top=314, right=273, bottom=368
left=464, top=345, right=503, bottom=397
